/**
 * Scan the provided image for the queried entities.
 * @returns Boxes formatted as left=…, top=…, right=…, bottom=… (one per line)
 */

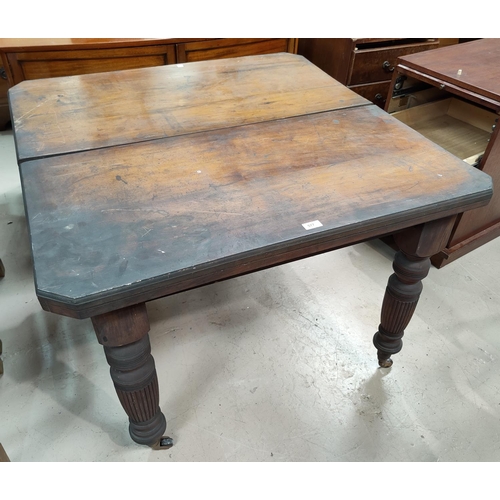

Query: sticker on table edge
left=302, top=220, right=323, bottom=230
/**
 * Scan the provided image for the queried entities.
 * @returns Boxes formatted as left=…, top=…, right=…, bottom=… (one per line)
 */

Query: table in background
left=385, top=38, right=500, bottom=267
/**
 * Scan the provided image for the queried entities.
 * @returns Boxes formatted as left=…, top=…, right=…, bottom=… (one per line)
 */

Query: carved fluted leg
left=103, top=335, right=167, bottom=445
left=374, top=251, right=430, bottom=367
left=374, top=216, right=456, bottom=367
left=92, top=303, right=172, bottom=448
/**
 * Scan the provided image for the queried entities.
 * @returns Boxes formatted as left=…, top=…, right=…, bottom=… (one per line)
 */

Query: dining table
left=8, top=53, right=493, bottom=449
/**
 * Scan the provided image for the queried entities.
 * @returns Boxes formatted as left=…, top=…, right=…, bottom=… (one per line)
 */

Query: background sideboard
left=0, top=38, right=299, bottom=130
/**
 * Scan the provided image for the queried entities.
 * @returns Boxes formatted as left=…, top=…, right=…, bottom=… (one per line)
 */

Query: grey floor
left=1, top=127, right=499, bottom=462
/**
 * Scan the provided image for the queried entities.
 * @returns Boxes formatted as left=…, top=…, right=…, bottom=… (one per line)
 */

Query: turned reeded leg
left=374, top=216, right=456, bottom=367
left=374, top=251, right=430, bottom=367
left=91, top=303, right=172, bottom=449
left=104, top=335, right=166, bottom=445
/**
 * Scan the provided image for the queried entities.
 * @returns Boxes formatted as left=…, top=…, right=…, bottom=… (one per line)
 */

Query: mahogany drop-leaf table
left=8, top=54, right=492, bottom=448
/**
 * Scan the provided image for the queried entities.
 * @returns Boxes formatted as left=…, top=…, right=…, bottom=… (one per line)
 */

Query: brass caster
left=378, top=357, right=393, bottom=368
left=151, top=436, right=174, bottom=450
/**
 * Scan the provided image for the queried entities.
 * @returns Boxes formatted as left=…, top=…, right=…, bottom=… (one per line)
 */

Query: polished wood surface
left=6, top=45, right=177, bottom=82
left=395, top=38, right=500, bottom=104
left=10, top=53, right=366, bottom=160
left=176, top=38, right=297, bottom=63
left=386, top=38, right=500, bottom=267
left=10, top=53, right=493, bottom=447
left=1, top=38, right=298, bottom=132
left=298, top=38, right=439, bottom=108
left=0, top=38, right=169, bottom=50
left=13, top=54, right=492, bottom=319
left=0, top=38, right=298, bottom=87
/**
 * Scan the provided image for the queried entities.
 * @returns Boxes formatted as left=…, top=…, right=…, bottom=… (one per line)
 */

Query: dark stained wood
left=431, top=219, right=500, bottom=268
left=349, top=81, right=391, bottom=108
left=91, top=302, right=150, bottom=347
left=0, top=38, right=185, bottom=51
left=298, top=38, right=354, bottom=85
left=0, top=38, right=298, bottom=87
left=374, top=217, right=456, bottom=367
left=0, top=443, right=10, bottom=462
left=386, top=38, right=500, bottom=267
left=92, top=302, right=169, bottom=446
left=19, top=103, right=492, bottom=318
left=9, top=53, right=367, bottom=161
left=389, top=65, right=500, bottom=113
left=10, top=53, right=495, bottom=448
left=0, top=70, right=9, bottom=130
left=395, top=39, right=500, bottom=105
left=0, top=38, right=298, bottom=135
left=349, top=42, right=439, bottom=86
left=297, top=38, right=439, bottom=106
left=176, top=38, right=294, bottom=63
left=447, top=123, right=500, bottom=246
left=5, top=45, right=177, bottom=82
left=103, top=333, right=167, bottom=446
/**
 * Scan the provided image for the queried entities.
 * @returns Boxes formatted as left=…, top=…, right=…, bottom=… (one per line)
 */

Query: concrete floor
left=1, top=127, right=499, bottom=462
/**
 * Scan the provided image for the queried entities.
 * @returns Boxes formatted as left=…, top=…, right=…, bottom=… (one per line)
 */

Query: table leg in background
left=374, top=216, right=456, bottom=367
left=91, top=303, right=172, bottom=449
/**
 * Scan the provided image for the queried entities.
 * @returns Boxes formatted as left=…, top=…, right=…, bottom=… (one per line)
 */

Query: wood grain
left=386, top=39, right=500, bottom=267
left=395, top=39, right=500, bottom=104
left=9, top=53, right=367, bottom=161
left=9, top=53, right=496, bottom=444
left=176, top=38, right=293, bottom=63
left=20, top=104, right=492, bottom=317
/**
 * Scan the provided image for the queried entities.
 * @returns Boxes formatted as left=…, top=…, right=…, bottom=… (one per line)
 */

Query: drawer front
left=6, top=45, right=176, bottom=83
left=177, top=38, right=295, bottom=63
left=349, top=41, right=439, bottom=86
left=349, top=81, right=391, bottom=108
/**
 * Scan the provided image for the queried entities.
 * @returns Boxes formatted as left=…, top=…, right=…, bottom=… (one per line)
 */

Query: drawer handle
left=382, top=61, right=394, bottom=73
left=375, top=93, right=386, bottom=102
left=0, top=67, right=7, bottom=80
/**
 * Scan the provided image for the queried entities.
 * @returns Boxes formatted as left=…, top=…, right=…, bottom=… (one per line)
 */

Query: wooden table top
left=396, top=38, right=500, bottom=106
left=9, top=54, right=493, bottom=319
left=9, top=53, right=366, bottom=161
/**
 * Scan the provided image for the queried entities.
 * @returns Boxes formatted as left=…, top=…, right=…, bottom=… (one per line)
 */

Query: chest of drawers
left=298, top=38, right=439, bottom=107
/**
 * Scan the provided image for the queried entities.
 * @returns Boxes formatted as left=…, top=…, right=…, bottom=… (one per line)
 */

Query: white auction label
left=302, top=220, right=323, bottom=230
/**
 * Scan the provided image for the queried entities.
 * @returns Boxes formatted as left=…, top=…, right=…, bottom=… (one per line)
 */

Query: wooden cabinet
left=4, top=44, right=177, bottom=82
left=298, top=38, right=440, bottom=108
left=0, top=38, right=298, bottom=129
left=176, top=38, right=297, bottom=63
left=385, top=38, right=500, bottom=268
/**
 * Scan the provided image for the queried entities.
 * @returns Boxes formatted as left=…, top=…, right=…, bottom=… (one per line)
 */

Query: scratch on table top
left=188, top=210, right=243, bottom=216
left=15, top=96, right=57, bottom=124
left=101, top=208, right=170, bottom=216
